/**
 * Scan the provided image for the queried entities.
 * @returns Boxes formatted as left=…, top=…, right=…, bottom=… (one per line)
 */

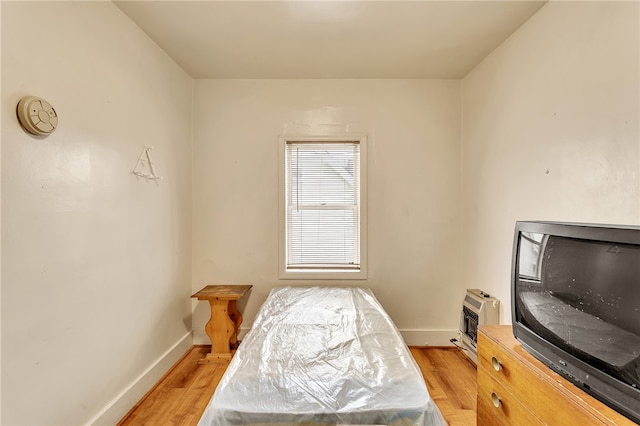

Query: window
left=279, top=136, right=367, bottom=279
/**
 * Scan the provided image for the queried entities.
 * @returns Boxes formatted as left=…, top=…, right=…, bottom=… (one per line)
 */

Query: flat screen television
left=511, top=221, right=640, bottom=423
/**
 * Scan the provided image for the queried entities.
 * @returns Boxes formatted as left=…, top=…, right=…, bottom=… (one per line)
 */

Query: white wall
left=3, top=1, right=637, bottom=423
left=461, top=1, right=640, bottom=323
left=192, top=79, right=462, bottom=346
left=1, top=2, right=192, bottom=425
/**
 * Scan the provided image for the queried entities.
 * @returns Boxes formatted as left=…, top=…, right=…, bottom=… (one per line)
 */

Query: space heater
left=458, top=289, right=499, bottom=364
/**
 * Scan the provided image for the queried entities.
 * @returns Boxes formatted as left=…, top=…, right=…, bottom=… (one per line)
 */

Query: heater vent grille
left=462, top=305, right=479, bottom=344
left=459, top=289, right=499, bottom=364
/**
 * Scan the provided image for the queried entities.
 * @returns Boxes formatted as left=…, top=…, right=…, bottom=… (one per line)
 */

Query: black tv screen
left=511, top=221, right=640, bottom=423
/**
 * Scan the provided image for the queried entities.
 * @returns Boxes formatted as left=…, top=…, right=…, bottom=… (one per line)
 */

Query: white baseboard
left=87, top=332, right=193, bottom=426
left=399, top=329, right=457, bottom=347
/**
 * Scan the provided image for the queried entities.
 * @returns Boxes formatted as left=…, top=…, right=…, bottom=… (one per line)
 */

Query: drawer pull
left=491, top=356, right=502, bottom=372
left=491, top=392, right=502, bottom=408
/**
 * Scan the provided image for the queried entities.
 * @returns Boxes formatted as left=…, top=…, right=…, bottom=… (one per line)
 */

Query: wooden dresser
left=477, top=325, right=636, bottom=426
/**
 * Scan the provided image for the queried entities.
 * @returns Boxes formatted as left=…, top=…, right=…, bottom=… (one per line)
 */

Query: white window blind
left=285, top=141, right=361, bottom=272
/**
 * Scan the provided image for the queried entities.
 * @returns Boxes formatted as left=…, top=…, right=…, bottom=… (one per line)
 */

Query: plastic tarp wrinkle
left=198, top=286, right=447, bottom=425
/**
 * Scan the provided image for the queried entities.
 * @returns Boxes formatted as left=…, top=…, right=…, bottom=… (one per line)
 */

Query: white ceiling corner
left=114, top=0, right=547, bottom=79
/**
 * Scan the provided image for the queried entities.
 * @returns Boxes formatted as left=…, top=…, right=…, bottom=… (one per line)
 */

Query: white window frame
left=278, top=135, right=368, bottom=280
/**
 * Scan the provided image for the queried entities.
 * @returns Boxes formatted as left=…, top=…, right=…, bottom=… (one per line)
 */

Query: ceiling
left=114, top=1, right=546, bottom=79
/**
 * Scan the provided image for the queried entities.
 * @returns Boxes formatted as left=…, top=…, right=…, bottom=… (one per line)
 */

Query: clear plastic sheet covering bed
left=198, top=286, right=447, bottom=426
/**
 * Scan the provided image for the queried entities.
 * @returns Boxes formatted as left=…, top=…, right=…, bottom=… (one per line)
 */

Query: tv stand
left=477, top=325, right=635, bottom=426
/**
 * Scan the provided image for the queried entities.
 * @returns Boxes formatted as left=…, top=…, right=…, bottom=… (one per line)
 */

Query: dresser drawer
left=478, top=365, right=542, bottom=426
left=478, top=328, right=534, bottom=387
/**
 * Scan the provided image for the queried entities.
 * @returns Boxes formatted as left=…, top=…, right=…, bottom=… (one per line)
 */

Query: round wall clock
left=17, top=96, right=58, bottom=136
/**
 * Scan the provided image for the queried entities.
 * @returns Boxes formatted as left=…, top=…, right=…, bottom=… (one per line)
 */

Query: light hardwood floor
left=118, top=346, right=477, bottom=426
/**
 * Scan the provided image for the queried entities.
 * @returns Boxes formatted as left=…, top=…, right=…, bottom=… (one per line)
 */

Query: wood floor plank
left=425, top=348, right=476, bottom=411
left=410, top=347, right=448, bottom=400
left=168, top=362, right=226, bottom=424
left=119, top=346, right=477, bottom=425
left=117, top=347, right=229, bottom=426
left=411, top=347, right=477, bottom=426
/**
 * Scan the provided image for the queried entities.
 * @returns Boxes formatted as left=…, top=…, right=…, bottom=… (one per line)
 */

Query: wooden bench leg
left=228, top=300, right=243, bottom=349
left=200, top=299, right=235, bottom=363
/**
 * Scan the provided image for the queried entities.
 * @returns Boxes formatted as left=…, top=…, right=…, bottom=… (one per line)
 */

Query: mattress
left=198, top=286, right=447, bottom=425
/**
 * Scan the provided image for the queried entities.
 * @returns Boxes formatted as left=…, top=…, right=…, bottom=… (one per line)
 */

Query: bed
left=198, top=286, right=447, bottom=425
